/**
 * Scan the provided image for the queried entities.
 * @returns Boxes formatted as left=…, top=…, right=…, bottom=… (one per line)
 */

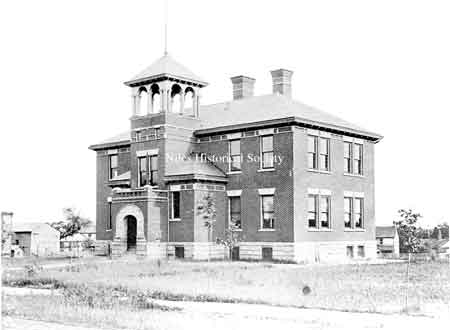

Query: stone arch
left=115, top=204, right=145, bottom=241
left=184, top=87, right=195, bottom=116
left=150, top=83, right=161, bottom=113
left=138, top=86, right=148, bottom=115
left=170, top=83, right=182, bottom=113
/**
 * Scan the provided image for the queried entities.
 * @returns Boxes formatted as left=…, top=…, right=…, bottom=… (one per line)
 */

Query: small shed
left=12, top=222, right=60, bottom=257
left=376, top=226, right=400, bottom=257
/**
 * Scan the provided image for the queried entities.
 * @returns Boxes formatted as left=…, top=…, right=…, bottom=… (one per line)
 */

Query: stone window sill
left=343, top=173, right=364, bottom=178
left=226, top=171, right=242, bottom=175
left=257, top=168, right=275, bottom=172
left=169, top=218, right=181, bottom=222
left=258, top=229, right=275, bottom=232
left=344, top=229, right=366, bottom=232
left=307, top=169, right=332, bottom=175
left=307, top=228, right=333, bottom=232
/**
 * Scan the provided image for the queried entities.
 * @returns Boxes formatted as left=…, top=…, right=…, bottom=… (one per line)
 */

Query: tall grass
left=3, top=260, right=450, bottom=315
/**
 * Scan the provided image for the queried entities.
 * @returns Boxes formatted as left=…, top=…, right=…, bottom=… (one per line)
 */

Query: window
left=307, top=195, right=317, bottom=228
left=319, top=138, right=330, bottom=171
left=138, top=157, right=148, bottom=186
left=307, top=136, right=317, bottom=169
left=261, top=135, right=274, bottom=169
left=229, top=196, right=242, bottom=229
left=344, top=197, right=364, bottom=229
left=346, top=245, right=354, bottom=258
left=171, top=191, right=181, bottom=219
left=107, top=201, right=112, bottom=230
left=308, top=194, right=331, bottom=229
left=308, top=136, right=330, bottom=171
left=320, top=196, right=330, bottom=228
left=344, top=141, right=363, bottom=175
left=354, top=144, right=363, bottom=175
left=229, top=139, right=241, bottom=171
left=262, top=247, right=273, bottom=261
left=344, top=197, right=352, bottom=228
left=138, top=155, right=158, bottom=187
left=261, top=195, right=274, bottom=229
left=357, top=245, right=365, bottom=258
left=344, top=142, right=352, bottom=173
left=175, top=246, right=184, bottom=258
left=109, top=154, right=118, bottom=179
left=354, top=198, right=363, bottom=228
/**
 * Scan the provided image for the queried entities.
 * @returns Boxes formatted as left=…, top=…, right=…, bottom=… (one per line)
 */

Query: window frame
left=229, top=196, right=242, bottom=230
left=109, top=154, right=119, bottom=180
left=344, top=141, right=363, bottom=175
left=138, top=154, right=158, bottom=187
left=170, top=191, right=181, bottom=221
left=308, top=193, right=331, bottom=230
left=228, top=139, right=241, bottom=172
left=344, top=197, right=353, bottom=229
left=308, top=135, right=330, bottom=171
left=344, top=196, right=364, bottom=230
left=307, top=135, right=318, bottom=170
left=260, top=194, right=275, bottom=230
left=354, top=197, right=364, bottom=229
left=106, top=200, right=112, bottom=231
left=260, top=135, right=274, bottom=169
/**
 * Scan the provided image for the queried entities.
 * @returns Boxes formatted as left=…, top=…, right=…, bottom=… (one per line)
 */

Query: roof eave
left=89, top=140, right=131, bottom=151
left=194, top=116, right=383, bottom=142
left=124, top=73, right=208, bottom=88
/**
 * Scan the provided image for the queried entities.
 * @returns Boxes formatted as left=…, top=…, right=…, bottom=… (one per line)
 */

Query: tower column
left=131, top=92, right=138, bottom=116
left=147, top=86, right=152, bottom=115
left=180, top=90, right=185, bottom=114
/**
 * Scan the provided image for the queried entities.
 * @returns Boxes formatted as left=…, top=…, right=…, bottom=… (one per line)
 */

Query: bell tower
left=124, top=54, right=207, bottom=118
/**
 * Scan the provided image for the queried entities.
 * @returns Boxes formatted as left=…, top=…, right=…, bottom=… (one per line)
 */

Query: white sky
left=1, top=0, right=449, bottom=228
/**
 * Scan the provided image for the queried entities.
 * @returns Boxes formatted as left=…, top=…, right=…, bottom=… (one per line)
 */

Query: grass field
left=3, top=259, right=450, bottom=316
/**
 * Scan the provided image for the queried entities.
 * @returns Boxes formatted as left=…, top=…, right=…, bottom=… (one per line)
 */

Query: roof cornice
left=194, top=116, right=383, bottom=143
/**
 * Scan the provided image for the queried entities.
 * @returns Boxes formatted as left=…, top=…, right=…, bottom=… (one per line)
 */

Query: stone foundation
left=94, top=240, right=110, bottom=256
left=238, top=240, right=377, bottom=263
left=167, top=242, right=227, bottom=260
left=96, top=239, right=376, bottom=263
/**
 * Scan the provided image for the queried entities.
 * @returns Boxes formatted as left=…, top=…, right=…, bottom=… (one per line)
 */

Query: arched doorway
left=125, top=215, right=137, bottom=250
left=113, top=204, right=145, bottom=256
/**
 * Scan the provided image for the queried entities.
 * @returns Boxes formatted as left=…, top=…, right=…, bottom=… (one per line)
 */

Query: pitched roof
left=376, top=226, right=397, bottom=238
left=12, top=222, right=57, bottom=233
left=90, top=93, right=382, bottom=149
left=125, top=54, right=207, bottom=86
left=89, top=131, right=130, bottom=150
left=197, top=94, right=381, bottom=139
left=165, top=156, right=226, bottom=181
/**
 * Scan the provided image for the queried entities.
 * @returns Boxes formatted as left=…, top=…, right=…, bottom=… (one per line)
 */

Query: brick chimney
left=230, top=75, right=255, bottom=100
left=270, top=69, right=293, bottom=98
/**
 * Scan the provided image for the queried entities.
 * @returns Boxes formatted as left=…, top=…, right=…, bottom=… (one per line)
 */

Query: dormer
left=124, top=54, right=207, bottom=118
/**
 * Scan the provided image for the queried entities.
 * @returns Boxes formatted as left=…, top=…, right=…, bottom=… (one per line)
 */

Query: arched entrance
left=112, top=204, right=146, bottom=257
left=125, top=215, right=137, bottom=250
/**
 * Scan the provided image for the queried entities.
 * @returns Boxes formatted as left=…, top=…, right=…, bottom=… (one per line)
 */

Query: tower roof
left=124, top=54, right=207, bottom=87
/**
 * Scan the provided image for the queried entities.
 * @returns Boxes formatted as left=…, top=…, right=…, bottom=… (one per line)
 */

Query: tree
left=216, top=223, right=242, bottom=260
left=50, top=207, right=91, bottom=239
left=393, top=208, right=422, bottom=313
left=394, top=209, right=422, bottom=254
left=197, top=193, right=217, bottom=262
left=431, top=222, right=449, bottom=240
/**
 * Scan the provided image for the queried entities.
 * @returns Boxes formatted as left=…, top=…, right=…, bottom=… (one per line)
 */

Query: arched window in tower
left=170, top=84, right=182, bottom=114
left=184, top=87, right=195, bottom=116
left=138, top=87, right=148, bottom=115
left=150, top=84, right=161, bottom=113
